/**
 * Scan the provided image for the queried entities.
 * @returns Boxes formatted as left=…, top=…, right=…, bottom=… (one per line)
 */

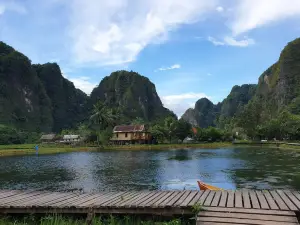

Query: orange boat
left=197, top=181, right=223, bottom=191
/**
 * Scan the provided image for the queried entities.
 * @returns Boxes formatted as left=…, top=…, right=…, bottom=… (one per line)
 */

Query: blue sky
left=1, top=0, right=300, bottom=116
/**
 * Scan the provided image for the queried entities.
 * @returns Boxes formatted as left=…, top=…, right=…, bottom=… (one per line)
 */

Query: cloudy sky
left=1, top=0, right=300, bottom=116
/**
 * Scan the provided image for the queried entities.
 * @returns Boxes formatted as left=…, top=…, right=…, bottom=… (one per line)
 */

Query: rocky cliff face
left=235, top=38, right=300, bottom=125
left=182, top=85, right=256, bottom=128
left=181, top=98, right=220, bottom=128
left=34, top=63, right=89, bottom=132
left=90, top=70, right=175, bottom=122
left=0, top=42, right=53, bottom=132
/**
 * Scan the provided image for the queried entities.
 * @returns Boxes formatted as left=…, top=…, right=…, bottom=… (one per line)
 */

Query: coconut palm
left=90, top=101, right=119, bottom=146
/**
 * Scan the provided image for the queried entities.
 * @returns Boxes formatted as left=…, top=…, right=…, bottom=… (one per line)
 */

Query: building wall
left=111, top=132, right=151, bottom=141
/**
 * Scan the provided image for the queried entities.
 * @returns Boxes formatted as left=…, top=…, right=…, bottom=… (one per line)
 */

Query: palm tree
left=90, top=101, right=119, bottom=146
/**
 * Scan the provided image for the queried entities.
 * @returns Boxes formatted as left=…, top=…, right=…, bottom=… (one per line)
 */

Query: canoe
left=197, top=181, right=223, bottom=191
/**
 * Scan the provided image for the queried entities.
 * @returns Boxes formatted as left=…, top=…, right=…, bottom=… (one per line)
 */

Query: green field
left=0, top=142, right=233, bottom=157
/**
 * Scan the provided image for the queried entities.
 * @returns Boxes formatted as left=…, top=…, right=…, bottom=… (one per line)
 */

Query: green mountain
left=0, top=42, right=53, bottom=132
left=0, top=42, right=175, bottom=132
left=234, top=38, right=300, bottom=135
left=182, top=85, right=255, bottom=128
left=181, top=98, right=220, bottom=128
left=34, top=63, right=89, bottom=132
left=90, top=70, right=176, bottom=123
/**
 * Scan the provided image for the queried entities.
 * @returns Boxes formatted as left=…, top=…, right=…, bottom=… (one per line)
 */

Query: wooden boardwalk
left=0, top=190, right=299, bottom=224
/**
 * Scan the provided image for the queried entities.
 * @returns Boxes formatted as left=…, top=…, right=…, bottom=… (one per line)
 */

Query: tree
left=90, top=101, right=119, bottom=145
left=172, top=119, right=192, bottom=142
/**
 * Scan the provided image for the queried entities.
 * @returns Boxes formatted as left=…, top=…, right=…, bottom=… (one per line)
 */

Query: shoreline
left=0, top=142, right=232, bottom=157
left=0, top=142, right=299, bottom=157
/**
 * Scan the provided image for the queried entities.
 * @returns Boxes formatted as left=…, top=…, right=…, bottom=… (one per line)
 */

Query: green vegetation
left=0, top=216, right=193, bottom=225
left=182, top=38, right=300, bottom=142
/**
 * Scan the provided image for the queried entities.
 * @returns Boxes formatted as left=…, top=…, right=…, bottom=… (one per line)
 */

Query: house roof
left=192, top=127, right=198, bottom=135
left=40, top=134, right=56, bottom=140
left=63, top=135, right=80, bottom=140
left=113, top=125, right=146, bottom=133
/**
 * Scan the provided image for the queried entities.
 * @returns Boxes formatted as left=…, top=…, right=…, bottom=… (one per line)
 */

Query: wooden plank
left=173, top=191, right=191, bottom=206
left=76, top=193, right=110, bottom=207
left=196, top=190, right=210, bottom=205
left=0, top=191, right=45, bottom=205
left=201, top=207, right=296, bottom=216
left=226, top=190, right=234, bottom=208
left=204, top=191, right=215, bottom=206
left=94, top=192, right=128, bottom=207
left=138, top=191, right=166, bottom=207
left=18, top=192, right=66, bottom=207
left=0, top=190, right=22, bottom=200
left=101, top=192, right=135, bottom=207
left=242, top=190, right=251, bottom=209
left=218, top=191, right=227, bottom=207
left=262, top=190, right=279, bottom=210
left=197, top=223, right=246, bottom=225
left=10, top=192, right=67, bottom=206
left=234, top=190, right=243, bottom=208
left=197, top=217, right=299, bottom=225
left=38, top=193, right=78, bottom=206
left=256, top=191, right=269, bottom=209
left=211, top=191, right=221, bottom=207
left=108, top=192, right=140, bottom=207
left=54, top=193, right=94, bottom=207
left=270, top=190, right=289, bottom=210
left=180, top=191, right=198, bottom=207
left=249, top=190, right=260, bottom=209
left=276, top=190, right=297, bottom=211
left=152, top=191, right=174, bottom=207
left=198, top=211, right=298, bottom=223
left=167, top=191, right=187, bottom=207
left=131, top=191, right=157, bottom=207
left=118, top=192, right=150, bottom=207
left=288, top=191, right=300, bottom=209
left=142, top=191, right=169, bottom=207
left=187, top=191, right=203, bottom=206
left=157, top=191, right=180, bottom=207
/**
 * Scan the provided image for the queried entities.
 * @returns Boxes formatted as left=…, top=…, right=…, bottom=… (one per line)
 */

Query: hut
left=40, top=134, right=56, bottom=143
left=110, top=125, right=151, bottom=145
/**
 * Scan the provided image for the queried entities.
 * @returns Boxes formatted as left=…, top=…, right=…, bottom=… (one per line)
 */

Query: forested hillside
left=90, top=70, right=176, bottom=123
left=0, top=42, right=175, bottom=137
left=183, top=38, right=300, bottom=140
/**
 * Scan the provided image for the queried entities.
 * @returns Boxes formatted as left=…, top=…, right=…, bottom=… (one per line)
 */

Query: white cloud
left=0, top=1, right=26, bottom=15
left=229, top=0, right=300, bottom=35
left=216, top=6, right=224, bottom=12
left=69, top=76, right=98, bottom=95
left=207, top=36, right=255, bottom=47
left=156, top=64, right=181, bottom=71
left=161, top=92, right=210, bottom=116
left=68, top=0, right=218, bottom=66
left=208, top=36, right=224, bottom=46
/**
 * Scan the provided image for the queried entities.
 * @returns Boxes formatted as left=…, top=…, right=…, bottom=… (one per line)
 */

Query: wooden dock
left=0, top=190, right=299, bottom=224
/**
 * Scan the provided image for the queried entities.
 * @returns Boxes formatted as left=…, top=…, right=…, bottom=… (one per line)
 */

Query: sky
left=1, top=0, right=300, bottom=117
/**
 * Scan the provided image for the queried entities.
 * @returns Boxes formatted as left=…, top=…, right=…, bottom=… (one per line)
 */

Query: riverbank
left=0, top=142, right=233, bottom=157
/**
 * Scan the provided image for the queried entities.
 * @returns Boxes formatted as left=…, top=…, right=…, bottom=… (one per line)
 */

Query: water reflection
left=0, top=147, right=299, bottom=192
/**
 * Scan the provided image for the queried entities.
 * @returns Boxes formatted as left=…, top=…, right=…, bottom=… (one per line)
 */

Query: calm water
left=1, top=147, right=300, bottom=192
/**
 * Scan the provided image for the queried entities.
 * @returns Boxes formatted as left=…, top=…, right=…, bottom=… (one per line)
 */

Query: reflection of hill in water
left=228, top=147, right=300, bottom=190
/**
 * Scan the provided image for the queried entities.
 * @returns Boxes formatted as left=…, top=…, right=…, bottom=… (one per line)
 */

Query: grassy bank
left=0, top=142, right=232, bottom=157
left=0, top=216, right=193, bottom=225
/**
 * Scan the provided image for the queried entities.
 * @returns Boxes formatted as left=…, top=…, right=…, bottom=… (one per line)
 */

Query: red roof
left=192, top=127, right=197, bottom=135
left=113, top=125, right=146, bottom=133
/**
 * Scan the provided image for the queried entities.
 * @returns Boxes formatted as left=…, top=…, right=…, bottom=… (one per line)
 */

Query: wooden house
left=40, top=134, right=56, bottom=143
left=61, top=135, right=81, bottom=144
left=110, top=125, right=151, bottom=145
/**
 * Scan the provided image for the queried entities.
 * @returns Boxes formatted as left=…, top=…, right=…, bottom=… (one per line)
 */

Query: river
left=0, top=147, right=300, bottom=192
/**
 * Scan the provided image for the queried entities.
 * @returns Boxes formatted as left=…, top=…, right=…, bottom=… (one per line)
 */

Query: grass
left=0, top=142, right=233, bottom=157
left=0, top=215, right=194, bottom=225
